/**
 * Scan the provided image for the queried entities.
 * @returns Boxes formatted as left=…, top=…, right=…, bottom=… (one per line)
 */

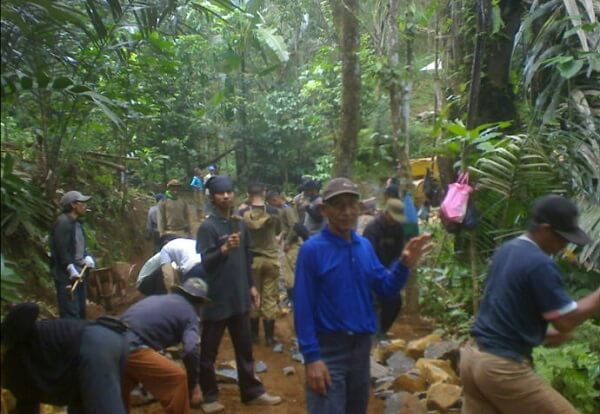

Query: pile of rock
left=371, top=334, right=463, bottom=413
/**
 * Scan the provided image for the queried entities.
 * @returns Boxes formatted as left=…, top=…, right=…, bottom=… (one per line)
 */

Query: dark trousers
left=55, top=277, right=87, bottom=319
left=379, top=294, right=402, bottom=335
left=71, top=324, right=128, bottom=414
left=306, top=333, right=371, bottom=414
left=199, top=313, right=265, bottom=403
left=182, top=263, right=207, bottom=282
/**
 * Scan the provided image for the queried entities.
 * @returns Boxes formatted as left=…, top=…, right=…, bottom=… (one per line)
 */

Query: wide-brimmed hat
left=171, top=278, right=211, bottom=304
left=322, top=177, right=360, bottom=201
left=532, top=195, right=591, bottom=245
left=60, top=191, right=92, bottom=208
left=384, top=198, right=406, bottom=223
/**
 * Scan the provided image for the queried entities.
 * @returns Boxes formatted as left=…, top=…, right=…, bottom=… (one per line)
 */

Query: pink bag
left=440, top=172, right=473, bottom=223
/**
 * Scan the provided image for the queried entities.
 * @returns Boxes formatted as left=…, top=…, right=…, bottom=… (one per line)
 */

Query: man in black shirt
left=362, top=198, right=406, bottom=338
left=1, top=303, right=127, bottom=414
left=196, top=175, right=282, bottom=413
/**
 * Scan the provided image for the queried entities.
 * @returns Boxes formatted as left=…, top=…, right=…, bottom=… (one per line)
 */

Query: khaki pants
left=282, top=243, right=300, bottom=290
left=122, top=348, right=190, bottom=414
left=251, top=256, right=280, bottom=320
left=459, top=345, right=578, bottom=414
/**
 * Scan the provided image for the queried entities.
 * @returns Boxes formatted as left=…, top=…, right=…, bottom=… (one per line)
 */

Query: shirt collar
left=322, top=225, right=360, bottom=245
left=518, top=234, right=540, bottom=249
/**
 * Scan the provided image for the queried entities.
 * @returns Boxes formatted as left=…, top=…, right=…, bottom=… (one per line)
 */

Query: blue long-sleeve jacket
left=293, top=226, right=410, bottom=363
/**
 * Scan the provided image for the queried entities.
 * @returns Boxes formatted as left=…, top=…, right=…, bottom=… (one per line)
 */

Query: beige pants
left=281, top=243, right=300, bottom=289
left=459, top=345, right=578, bottom=414
left=251, top=256, right=280, bottom=320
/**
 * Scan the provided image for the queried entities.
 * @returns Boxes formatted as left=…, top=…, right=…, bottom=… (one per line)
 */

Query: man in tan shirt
left=240, top=183, right=282, bottom=346
left=157, top=179, right=191, bottom=247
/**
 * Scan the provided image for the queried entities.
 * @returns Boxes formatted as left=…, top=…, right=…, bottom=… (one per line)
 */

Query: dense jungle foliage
left=1, top=0, right=598, bottom=411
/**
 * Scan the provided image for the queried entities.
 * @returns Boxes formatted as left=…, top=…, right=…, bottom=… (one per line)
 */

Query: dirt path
left=130, top=311, right=433, bottom=414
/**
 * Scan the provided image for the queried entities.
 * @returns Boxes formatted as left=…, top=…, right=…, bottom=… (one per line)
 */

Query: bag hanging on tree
left=440, top=172, right=473, bottom=223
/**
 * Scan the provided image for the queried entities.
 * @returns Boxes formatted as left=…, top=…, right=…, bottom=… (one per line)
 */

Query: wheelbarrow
left=88, top=262, right=136, bottom=311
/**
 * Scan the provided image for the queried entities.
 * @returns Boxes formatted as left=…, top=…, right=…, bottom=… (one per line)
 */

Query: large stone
left=406, top=334, right=442, bottom=359
left=371, top=356, right=392, bottom=381
left=374, top=378, right=395, bottom=399
left=392, top=368, right=427, bottom=393
left=376, top=339, right=407, bottom=362
left=424, top=340, right=461, bottom=371
left=384, top=392, right=427, bottom=414
left=415, top=358, right=459, bottom=385
left=426, top=383, right=463, bottom=411
left=386, top=350, right=416, bottom=376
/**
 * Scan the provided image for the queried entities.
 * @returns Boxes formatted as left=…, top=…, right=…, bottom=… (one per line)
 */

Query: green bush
left=534, top=322, right=600, bottom=414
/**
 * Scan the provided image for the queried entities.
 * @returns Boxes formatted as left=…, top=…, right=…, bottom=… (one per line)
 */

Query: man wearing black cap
left=300, top=179, right=326, bottom=237
left=196, top=175, right=282, bottom=413
left=460, top=195, right=600, bottom=414
left=120, top=278, right=210, bottom=414
left=49, top=190, right=96, bottom=319
left=294, top=177, right=432, bottom=414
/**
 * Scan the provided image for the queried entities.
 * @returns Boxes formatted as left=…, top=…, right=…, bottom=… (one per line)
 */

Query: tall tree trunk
left=235, top=52, right=249, bottom=184
left=332, top=0, right=361, bottom=177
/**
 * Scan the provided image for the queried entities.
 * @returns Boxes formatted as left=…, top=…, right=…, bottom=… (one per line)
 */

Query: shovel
left=68, top=264, right=88, bottom=300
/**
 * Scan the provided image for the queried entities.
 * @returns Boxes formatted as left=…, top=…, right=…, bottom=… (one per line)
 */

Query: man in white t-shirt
left=160, top=238, right=206, bottom=289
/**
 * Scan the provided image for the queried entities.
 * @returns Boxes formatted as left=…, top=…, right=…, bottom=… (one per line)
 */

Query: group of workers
left=1, top=167, right=598, bottom=414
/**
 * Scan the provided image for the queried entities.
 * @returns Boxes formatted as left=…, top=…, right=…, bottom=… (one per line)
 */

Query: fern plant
left=469, top=134, right=565, bottom=251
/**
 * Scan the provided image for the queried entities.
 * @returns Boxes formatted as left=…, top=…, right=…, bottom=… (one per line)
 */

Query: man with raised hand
left=461, top=195, right=600, bottom=414
left=294, top=177, right=431, bottom=414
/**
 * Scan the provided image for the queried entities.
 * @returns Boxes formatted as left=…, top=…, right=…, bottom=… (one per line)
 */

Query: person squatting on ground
left=1, top=303, right=128, bottom=414
left=363, top=197, right=407, bottom=338
left=294, top=177, right=432, bottom=414
left=49, top=190, right=96, bottom=319
left=196, top=175, right=282, bottom=413
left=460, top=195, right=600, bottom=414
left=146, top=193, right=165, bottom=253
left=120, top=278, right=209, bottom=414
left=159, top=237, right=206, bottom=290
left=239, top=182, right=283, bottom=346
left=157, top=179, right=191, bottom=247
left=267, top=190, right=302, bottom=306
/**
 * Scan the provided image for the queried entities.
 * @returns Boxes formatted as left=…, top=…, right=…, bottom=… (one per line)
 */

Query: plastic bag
left=404, top=193, right=418, bottom=224
left=440, top=172, right=473, bottom=223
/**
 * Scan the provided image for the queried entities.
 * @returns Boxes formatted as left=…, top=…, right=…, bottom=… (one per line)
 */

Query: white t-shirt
left=160, top=238, right=201, bottom=275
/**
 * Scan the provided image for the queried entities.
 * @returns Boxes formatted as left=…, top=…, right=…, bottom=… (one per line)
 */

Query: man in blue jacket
left=293, top=177, right=431, bottom=414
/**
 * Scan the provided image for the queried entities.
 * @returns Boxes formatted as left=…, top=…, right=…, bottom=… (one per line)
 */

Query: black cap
left=532, top=195, right=591, bottom=245
left=208, top=175, right=234, bottom=194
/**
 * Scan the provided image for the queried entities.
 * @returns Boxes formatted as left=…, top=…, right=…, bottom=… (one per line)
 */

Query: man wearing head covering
left=460, top=195, right=600, bottom=414
left=195, top=175, right=282, bottom=413
left=120, top=278, right=210, bottom=414
left=293, top=177, right=432, bottom=414
left=1, top=302, right=128, bottom=414
left=49, top=190, right=95, bottom=319
left=300, top=179, right=326, bottom=237
left=363, top=198, right=407, bottom=338
left=157, top=179, right=191, bottom=247
left=239, top=182, right=282, bottom=346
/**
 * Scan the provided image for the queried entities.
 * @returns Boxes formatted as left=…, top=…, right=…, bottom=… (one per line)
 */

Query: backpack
left=242, top=206, right=272, bottom=230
